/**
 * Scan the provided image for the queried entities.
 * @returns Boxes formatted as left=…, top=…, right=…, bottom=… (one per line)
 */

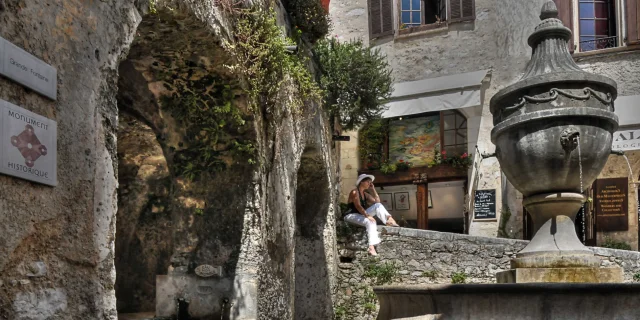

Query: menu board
left=474, top=189, right=496, bottom=219
left=594, top=177, right=628, bottom=231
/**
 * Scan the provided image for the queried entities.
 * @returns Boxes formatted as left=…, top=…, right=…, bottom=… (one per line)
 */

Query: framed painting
left=394, top=192, right=410, bottom=210
left=378, top=193, right=393, bottom=211
left=388, top=115, right=441, bottom=166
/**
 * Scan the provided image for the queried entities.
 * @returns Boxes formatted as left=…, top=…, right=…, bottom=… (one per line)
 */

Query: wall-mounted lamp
left=399, top=117, right=403, bottom=120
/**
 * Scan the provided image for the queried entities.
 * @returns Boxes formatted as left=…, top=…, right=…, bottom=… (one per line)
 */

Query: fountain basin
left=375, top=284, right=640, bottom=320
left=490, top=106, right=617, bottom=197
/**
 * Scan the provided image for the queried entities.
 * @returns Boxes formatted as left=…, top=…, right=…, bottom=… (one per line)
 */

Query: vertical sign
left=0, top=37, right=57, bottom=100
left=594, top=177, right=628, bottom=231
left=474, top=189, right=496, bottom=219
left=0, top=99, right=57, bottom=186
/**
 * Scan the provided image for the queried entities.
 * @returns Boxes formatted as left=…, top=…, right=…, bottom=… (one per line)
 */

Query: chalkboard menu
left=474, top=189, right=496, bottom=219
left=594, top=177, right=628, bottom=231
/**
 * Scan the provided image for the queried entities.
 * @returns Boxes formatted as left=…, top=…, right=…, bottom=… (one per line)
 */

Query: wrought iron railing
left=579, top=36, right=617, bottom=52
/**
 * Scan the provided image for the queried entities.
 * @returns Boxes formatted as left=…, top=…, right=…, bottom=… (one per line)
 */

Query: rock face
left=0, top=0, right=339, bottom=319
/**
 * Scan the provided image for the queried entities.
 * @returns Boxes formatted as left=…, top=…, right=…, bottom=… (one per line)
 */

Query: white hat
left=355, top=174, right=375, bottom=186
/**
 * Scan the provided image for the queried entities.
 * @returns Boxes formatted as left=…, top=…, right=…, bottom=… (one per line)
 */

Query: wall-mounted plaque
left=594, top=177, right=628, bottom=232
left=0, top=37, right=57, bottom=100
left=378, top=193, right=393, bottom=211
left=474, top=189, right=496, bottom=219
left=0, top=99, right=57, bottom=186
left=394, top=192, right=410, bottom=210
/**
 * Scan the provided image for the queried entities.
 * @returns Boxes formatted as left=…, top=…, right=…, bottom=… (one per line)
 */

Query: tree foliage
left=314, top=38, right=393, bottom=130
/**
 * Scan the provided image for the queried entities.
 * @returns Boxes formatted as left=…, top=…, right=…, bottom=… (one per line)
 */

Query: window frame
left=440, top=110, right=468, bottom=157
left=397, top=0, right=448, bottom=34
left=572, top=0, right=625, bottom=53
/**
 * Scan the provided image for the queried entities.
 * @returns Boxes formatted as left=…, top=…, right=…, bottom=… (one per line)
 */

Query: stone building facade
left=0, top=0, right=340, bottom=319
left=330, top=0, right=640, bottom=248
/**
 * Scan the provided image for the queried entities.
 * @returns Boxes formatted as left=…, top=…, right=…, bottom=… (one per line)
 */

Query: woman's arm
left=367, top=183, right=381, bottom=203
left=350, top=190, right=373, bottom=219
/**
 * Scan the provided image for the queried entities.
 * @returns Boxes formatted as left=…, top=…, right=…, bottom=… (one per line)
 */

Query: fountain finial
left=540, top=1, right=558, bottom=20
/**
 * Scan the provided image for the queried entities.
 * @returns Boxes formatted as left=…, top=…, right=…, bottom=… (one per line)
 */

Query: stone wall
left=0, top=0, right=340, bottom=319
left=329, top=0, right=640, bottom=240
left=334, top=226, right=640, bottom=320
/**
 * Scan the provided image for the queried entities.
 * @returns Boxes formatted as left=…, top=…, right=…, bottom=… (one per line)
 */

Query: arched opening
left=294, top=145, right=333, bottom=319
left=114, top=7, right=255, bottom=319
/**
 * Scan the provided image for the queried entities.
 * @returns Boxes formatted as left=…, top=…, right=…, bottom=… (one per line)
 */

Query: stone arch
left=114, top=5, right=254, bottom=318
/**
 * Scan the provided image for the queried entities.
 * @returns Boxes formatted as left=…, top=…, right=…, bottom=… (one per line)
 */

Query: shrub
left=364, top=259, right=398, bottom=285
left=314, top=38, right=393, bottom=131
left=633, top=273, right=640, bottom=282
left=358, top=119, right=388, bottom=167
left=600, top=238, right=632, bottom=250
left=421, top=270, right=438, bottom=279
left=451, top=272, right=467, bottom=284
left=283, top=0, right=331, bottom=43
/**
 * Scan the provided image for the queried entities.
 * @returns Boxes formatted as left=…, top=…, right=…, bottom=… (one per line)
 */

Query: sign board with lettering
left=0, top=37, right=57, bottom=100
left=474, top=189, right=496, bottom=220
left=612, top=126, right=640, bottom=151
left=0, top=99, right=57, bottom=186
left=594, top=177, right=628, bottom=232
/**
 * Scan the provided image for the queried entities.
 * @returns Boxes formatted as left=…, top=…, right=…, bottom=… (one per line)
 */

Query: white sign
left=0, top=99, right=57, bottom=186
left=0, top=37, right=57, bottom=100
left=612, top=127, right=640, bottom=152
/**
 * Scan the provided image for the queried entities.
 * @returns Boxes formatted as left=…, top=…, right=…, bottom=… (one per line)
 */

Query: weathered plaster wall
left=335, top=226, right=640, bottom=320
left=0, top=0, right=340, bottom=319
left=329, top=0, right=640, bottom=239
left=0, top=0, right=139, bottom=318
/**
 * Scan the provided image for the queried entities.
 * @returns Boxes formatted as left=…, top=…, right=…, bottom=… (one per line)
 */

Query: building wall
left=330, top=0, right=640, bottom=240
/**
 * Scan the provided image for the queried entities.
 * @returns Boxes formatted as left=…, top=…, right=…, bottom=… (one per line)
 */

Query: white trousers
left=344, top=203, right=392, bottom=246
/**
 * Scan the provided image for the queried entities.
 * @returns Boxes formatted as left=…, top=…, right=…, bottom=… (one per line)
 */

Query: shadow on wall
left=114, top=7, right=254, bottom=319
left=294, top=145, right=334, bottom=319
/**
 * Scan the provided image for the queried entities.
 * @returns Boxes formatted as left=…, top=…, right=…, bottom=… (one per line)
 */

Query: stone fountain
left=373, top=2, right=640, bottom=319
left=490, top=1, right=620, bottom=283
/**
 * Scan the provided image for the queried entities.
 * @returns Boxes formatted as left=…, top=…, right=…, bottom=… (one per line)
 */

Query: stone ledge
left=496, top=267, right=623, bottom=283
left=376, top=227, right=640, bottom=260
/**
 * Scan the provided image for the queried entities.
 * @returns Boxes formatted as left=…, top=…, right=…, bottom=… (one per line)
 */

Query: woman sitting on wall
left=344, top=174, right=400, bottom=256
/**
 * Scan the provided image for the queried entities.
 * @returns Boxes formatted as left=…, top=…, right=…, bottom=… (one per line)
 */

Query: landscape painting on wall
left=389, top=115, right=441, bottom=166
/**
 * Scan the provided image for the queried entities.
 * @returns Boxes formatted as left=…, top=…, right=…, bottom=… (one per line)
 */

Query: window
left=553, top=0, right=640, bottom=53
left=442, top=110, right=467, bottom=156
left=368, top=0, right=475, bottom=39
left=400, top=0, right=447, bottom=29
left=578, top=0, right=618, bottom=52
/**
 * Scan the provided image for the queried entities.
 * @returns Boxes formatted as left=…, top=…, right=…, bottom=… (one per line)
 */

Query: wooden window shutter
left=627, top=0, right=640, bottom=45
left=553, top=0, right=575, bottom=52
left=368, top=0, right=394, bottom=39
left=448, top=0, right=476, bottom=23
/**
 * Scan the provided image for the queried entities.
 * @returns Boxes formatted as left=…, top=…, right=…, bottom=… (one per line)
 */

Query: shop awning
left=615, top=95, right=640, bottom=127
left=381, top=69, right=489, bottom=119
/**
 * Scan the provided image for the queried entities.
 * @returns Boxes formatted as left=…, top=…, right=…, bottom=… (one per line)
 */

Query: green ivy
left=314, top=38, right=393, bottom=130
left=160, top=74, right=254, bottom=180
left=228, top=8, right=321, bottom=114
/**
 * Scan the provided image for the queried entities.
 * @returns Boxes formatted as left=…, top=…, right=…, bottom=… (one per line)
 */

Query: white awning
left=381, top=70, right=489, bottom=119
left=615, top=95, right=640, bottom=127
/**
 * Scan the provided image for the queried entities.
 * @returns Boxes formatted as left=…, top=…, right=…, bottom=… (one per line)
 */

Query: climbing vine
left=358, top=119, right=388, bottom=168
left=160, top=73, right=255, bottom=180
left=227, top=8, right=322, bottom=114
